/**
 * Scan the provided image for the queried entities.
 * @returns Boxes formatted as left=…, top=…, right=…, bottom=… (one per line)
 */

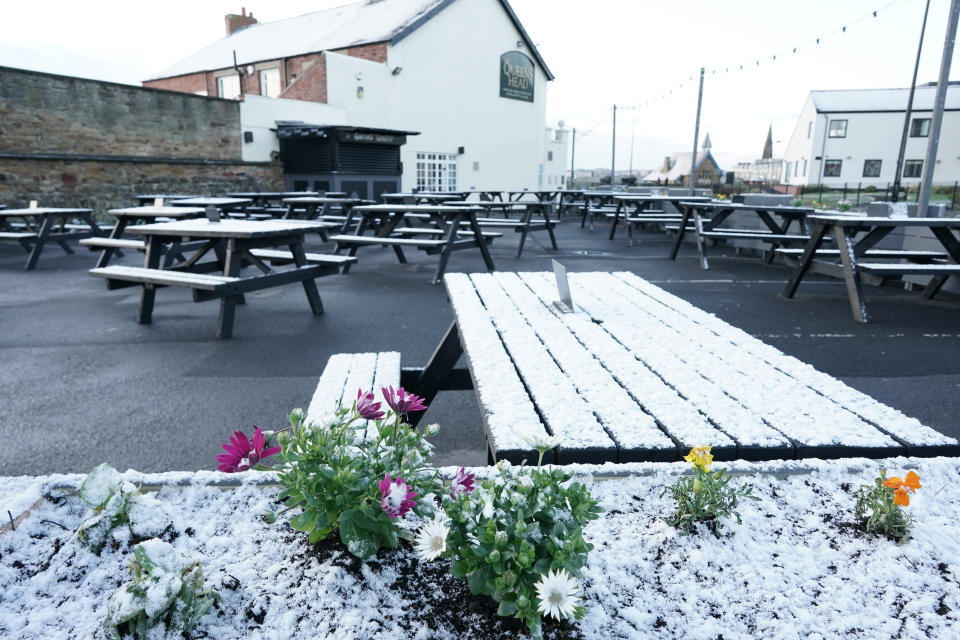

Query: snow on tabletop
left=2, top=458, right=959, bottom=639
left=613, top=271, right=957, bottom=447
left=471, top=274, right=614, bottom=452
left=444, top=274, right=547, bottom=451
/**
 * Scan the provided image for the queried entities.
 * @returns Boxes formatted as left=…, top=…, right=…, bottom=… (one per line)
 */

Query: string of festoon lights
left=605, top=0, right=909, bottom=113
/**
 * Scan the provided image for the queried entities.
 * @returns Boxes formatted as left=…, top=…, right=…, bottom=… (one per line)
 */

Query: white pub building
left=780, top=83, right=960, bottom=188
left=144, top=0, right=568, bottom=195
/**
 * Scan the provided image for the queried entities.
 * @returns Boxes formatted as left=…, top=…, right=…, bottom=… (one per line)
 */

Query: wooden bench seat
left=64, top=223, right=115, bottom=233
left=0, top=231, right=37, bottom=240
left=699, top=229, right=810, bottom=242
left=389, top=227, right=503, bottom=238
left=306, top=352, right=401, bottom=430
left=90, top=265, right=239, bottom=290
left=776, top=248, right=947, bottom=260
left=79, top=237, right=146, bottom=250
left=856, top=262, right=960, bottom=275
left=248, top=248, right=357, bottom=268
left=329, top=234, right=447, bottom=248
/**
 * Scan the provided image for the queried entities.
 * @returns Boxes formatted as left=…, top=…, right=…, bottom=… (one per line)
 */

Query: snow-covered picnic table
left=429, top=271, right=959, bottom=464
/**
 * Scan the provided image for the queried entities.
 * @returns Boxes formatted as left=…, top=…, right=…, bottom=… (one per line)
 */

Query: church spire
left=702, top=132, right=712, bottom=151
left=762, top=124, right=773, bottom=160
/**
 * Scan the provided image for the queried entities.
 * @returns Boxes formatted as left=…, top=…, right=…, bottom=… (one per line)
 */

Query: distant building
left=734, top=125, right=784, bottom=184
left=143, top=0, right=567, bottom=196
left=644, top=134, right=724, bottom=185
left=781, top=83, right=960, bottom=186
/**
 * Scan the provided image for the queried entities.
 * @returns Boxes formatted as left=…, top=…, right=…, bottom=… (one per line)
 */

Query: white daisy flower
left=534, top=568, right=581, bottom=620
left=523, top=433, right=564, bottom=452
left=414, top=518, right=449, bottom=562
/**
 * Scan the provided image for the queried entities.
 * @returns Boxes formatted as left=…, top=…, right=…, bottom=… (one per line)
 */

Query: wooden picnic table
left=448, top=200, right=558, bottom=257
left=282, top=197, right=374, bottom=231
left=84, top=206, right=206, bottom=268
left=90, top=219, right=338, bottom=338
left=380, top=192, right=463, bottom=205
left=329, top=203, right=495, bottom=284
left=227, top=192, right=319, bottom=207
left=506, top=190, right=560, bottom=204
left=402, top=271, right=959, bottom=464
left=610, top=194, right=711, bottom=242
left=783, top=214, right=960, bottom=322
left=0, top=207, right=104, bottom=270
left=170, top=197, right=252, bottom=213
left=134, top=194, right=198, bottom=206
left=667, top=200, right=815, bottom=268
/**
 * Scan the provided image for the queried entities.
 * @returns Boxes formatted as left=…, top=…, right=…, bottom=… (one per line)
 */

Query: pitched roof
left=643, top=151, right=722, bottom=182
left=810, top=83, right=960, bottom=113
left=147, top=0, right=553, bottom=81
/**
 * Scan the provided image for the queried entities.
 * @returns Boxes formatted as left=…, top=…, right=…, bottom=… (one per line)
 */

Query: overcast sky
left=1, top=0, right=957, bottom=170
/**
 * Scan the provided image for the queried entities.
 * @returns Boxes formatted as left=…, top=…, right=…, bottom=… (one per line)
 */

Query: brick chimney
left=225, top=8, right=257, bottom=35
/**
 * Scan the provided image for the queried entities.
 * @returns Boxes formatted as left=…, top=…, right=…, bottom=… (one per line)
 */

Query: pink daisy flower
left=216, top=427, right=280, bottom=473
left=379, top=473, right=417, bottom=518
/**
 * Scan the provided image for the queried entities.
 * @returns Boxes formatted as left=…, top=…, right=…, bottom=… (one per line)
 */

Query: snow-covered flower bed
left=3, top=456, right=959, bottom=639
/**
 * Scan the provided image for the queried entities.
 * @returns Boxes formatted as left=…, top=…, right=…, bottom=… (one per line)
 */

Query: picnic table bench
left=80, top=205, right=207, bottom=268
left=90, top=219, right=341, bottom=338
left=399, top=271, right=958, bottom=465
left=306, top=352, right=401, bottom=430
left=783, top=214, right=960, bottom=322
left=0, top=207, right=105, bottom=270
left=330, top=204, right=496, bottom=284
left=450, top=201, right=558, bottom=257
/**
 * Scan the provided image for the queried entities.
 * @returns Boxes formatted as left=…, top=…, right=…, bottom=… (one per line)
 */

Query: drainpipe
left=233, top=50, right=244, bottom=97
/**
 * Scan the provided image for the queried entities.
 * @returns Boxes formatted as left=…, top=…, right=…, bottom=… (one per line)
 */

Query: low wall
left=0, top=157, right=283, bottom=212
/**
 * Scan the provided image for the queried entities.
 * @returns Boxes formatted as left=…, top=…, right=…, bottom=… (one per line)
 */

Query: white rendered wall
left=386, top=0, right=550, bottom=191
left=239, top=95, right=348, bottom=162
left=782, top=94, right=960, bottom=187
left=324, top=51, right=391, bottom=128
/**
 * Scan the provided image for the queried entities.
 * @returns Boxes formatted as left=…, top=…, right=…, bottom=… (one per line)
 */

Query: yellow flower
left=684, top=445, right=713, bottom=472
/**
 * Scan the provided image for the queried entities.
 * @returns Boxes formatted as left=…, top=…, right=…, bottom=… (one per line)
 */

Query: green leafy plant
left=854, top=469, right=921, bottom=542
left=273, top=388, right=443, bottom=560
left=791, top=198, right=805, bottom=207
left=661, top=446, right=759, bottom=537
left=76, top=463, right=166, bottom=552
left=837, top=199, right=852, bottom=212
left=430, top=437, right=602, bottom=639
left=104, top=538, right=218, bottom=640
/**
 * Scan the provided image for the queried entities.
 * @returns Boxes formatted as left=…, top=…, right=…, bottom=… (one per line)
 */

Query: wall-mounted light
left=243, top=131, right=254, bottom=143
left=516, top=40, right=524, bottom=47
left=357, top=86, right=364, bottom=99
left=355, top=71, right=363, bottom=80
left=458, top=146, right=465, bottom=155
left=391, top=66, right=403, bottom=75
left=246, top=65, right=254, bottom=75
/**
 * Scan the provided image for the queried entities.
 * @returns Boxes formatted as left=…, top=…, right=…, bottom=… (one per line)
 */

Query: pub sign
left=499, top=51, right=534, bottom=102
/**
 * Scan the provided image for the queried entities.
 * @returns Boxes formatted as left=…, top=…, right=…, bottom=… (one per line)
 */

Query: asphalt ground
left=2, top=216, right=958, bottom=476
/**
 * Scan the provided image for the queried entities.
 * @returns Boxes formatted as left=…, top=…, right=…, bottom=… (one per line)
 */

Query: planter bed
left=3, top=456, right=959, bottom=638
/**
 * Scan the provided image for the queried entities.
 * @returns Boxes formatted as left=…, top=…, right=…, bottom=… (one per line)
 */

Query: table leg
left=433, top=213, right=463, bottom=285
left=290, top=240, right=324, bottom=315
left=96, top=217, right=130, bottom=268
left=543, top=205, right=558, bottom=250
left=516, top=205, right=533, bottom=257
left=217, top=239, right=243, bottom=338
left=694, top=208, right=710, bottom=269
left=411, top=321, right=463, bottom=412
left=783, top=223, right=828, bottom=299
left=923, top=227, right=960, bottom=299
left=608, top=201, right=622, bottom=240
left=138, top=236, right=163, bottom=324
left=832, top=226, right=869, bottom=323
left=25, top=213, right=53, bottom=270
left=467, top=213, right=495, bottom=272
left=669, top=204, right=693, bottom=260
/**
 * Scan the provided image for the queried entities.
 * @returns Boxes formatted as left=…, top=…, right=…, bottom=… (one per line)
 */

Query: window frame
left=216, top=74, right=241, bottom=100
left=903, top=159, right=923, bottom=179
left=823, top=159, right=842, bottom=177
left=862, top=159, right=882, bottom=178
left=909, top=118, right=930, bottom=138
left=259, top=68, right=281, bottom=98
left=827, top=119, right=847, bottom=138
left=415, top=152, right=458, bottom=192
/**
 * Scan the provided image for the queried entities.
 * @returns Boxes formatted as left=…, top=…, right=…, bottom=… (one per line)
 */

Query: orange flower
left=883, top=471, right=921, bottom=506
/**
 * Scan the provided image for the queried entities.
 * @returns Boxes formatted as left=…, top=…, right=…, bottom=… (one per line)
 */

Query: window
left=903, top=160, right=923, bottom=178
left=823, top=160, right=842, bottom=177
left=828, top=119, right=847, bottom=138
left=910, top=118, right=930, bottom=138
left=794, top=161, right=798, bottom=177
left=547, top=151, right=553, bottom=161
left=862, top=159, right=882, bottom=177
left=217, top=74, right=241, bottom=99
left=785, top=161, right=792, bottom=179
left=802, top=159, right=808, bottom=176
left=415, top=152, right=457, bottom=192
left=259, top=68, right=281, bottom=98
left=807, top=121, right=812, bottom=139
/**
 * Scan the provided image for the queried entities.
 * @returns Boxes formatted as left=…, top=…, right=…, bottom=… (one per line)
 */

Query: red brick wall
left=142, top=42, right=387, bottom=102
left=279, top=53, right=327, bottom=103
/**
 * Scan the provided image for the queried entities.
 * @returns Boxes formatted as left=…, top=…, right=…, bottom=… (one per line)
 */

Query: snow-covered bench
left=305, top=352, right=401, bottom=428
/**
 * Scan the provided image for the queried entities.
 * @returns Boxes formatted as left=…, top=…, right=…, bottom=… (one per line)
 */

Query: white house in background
left=781, top=83, right=960, bottom=187
left=144, top=0, right=566, bottom=194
